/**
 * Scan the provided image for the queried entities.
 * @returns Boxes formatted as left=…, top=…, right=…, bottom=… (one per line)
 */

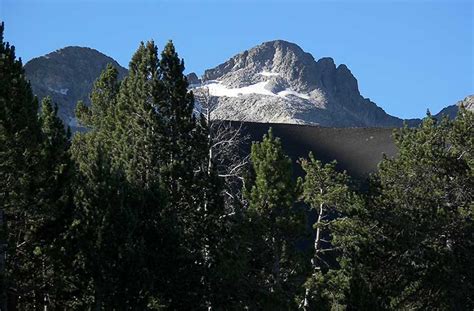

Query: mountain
left=190, top=40, right=412, bottom=127
left=435, top=95, right=474, bottom=119
left=24, top=43, right=470, bottom=129
left=24, top=46, right=128, bottom=130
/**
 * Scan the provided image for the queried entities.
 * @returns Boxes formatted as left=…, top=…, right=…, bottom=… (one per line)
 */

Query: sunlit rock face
left=191, top=40, right=407, bottom=127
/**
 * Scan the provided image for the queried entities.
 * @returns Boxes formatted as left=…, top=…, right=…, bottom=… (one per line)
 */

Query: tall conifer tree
left=0, top=22, right=42, bottom=309
left=245, top=129, right=307, bottom=310
left=299, top=154, right=371, bottom=310
left=71, top=63, right=161, bottom=308
left=34, top=97, right=73, bottom=309
left=363, top=112, right=474, bottom=309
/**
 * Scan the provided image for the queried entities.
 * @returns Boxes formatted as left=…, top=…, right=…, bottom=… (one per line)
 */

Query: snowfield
left=200, top=80, right=311, bottom=101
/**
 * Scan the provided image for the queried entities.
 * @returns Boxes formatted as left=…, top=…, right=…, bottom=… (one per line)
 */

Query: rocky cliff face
left=24, top=46, right=127, bottom=130
left=192, top=40, right=407, bottom=127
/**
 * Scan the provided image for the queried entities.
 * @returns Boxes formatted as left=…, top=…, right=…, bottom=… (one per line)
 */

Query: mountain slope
left=191, top=40, right=408, bottom=127
left=240, top=122, right=397, bottom=179
left=24, top=46, right=128, bottom=130
left=435, top=95, right=474, bottom=119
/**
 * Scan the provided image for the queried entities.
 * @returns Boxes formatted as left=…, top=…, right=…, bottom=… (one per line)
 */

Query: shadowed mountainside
left=24, top=46, right=127, bottom=131
left=240, top=122, right=397, bottom=180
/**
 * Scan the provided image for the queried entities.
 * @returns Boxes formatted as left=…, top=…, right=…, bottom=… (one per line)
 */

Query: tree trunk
left=303, top=191, right=325, bottom=310
left=312, top=201, right=324, bottom=269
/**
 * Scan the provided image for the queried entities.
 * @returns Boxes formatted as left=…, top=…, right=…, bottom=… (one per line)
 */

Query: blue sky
left=1, top=0, right=472, bottom=118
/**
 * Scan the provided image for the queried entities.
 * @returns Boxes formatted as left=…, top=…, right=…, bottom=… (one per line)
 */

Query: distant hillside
left=240, top=122, right=397, bottom=180
left=24, top=46, right=127, bottom=131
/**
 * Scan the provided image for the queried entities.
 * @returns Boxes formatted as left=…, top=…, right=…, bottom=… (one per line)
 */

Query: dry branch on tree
left=193, top=87, right=249, bottom=205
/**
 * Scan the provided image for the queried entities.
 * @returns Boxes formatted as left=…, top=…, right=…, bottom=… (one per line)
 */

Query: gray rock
left=264, top=76, right=288, bottom=93
left=24, top=42, right=470, bottom=130
left=24, top=46, right=128, bottom=130
left=186, top=72, right=201, bottom=85
left=198, top=40, right=406, bottom=127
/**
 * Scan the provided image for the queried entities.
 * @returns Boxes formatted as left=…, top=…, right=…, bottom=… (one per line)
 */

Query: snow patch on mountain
left=47, top=87, right=69, bottom=95
left=199, top=80, right=313, bottom=101
left=259, top=71, right=280, bottom=77
left=206, top=80, right=274, bottom=97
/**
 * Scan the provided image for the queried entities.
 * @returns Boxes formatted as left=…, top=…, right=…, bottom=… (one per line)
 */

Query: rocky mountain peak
left=193, top=40, right=401, bottom=127
left=459, top=95, right=474, bottom=111
left=202, top=40, right=319, bottom=92
left=24, top=43, right=469, bottom=130
left=24, top=46, right=127, bottom=129
left=200, top=40, right=362, bottom=98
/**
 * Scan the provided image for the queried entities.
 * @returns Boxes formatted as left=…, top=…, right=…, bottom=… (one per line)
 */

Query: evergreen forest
left=1, top=23, right=473, bottom=310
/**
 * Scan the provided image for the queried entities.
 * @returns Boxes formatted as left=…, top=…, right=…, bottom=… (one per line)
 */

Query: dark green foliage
left=362, top=111, right=474, bottom=310
left=69, top=40, right=234, bottom=309
left=111, top=41, right=198, bottom=308
left=69, top=139, right=150, bottom=309
left=2, top=19, right=473, bottom=310
left=0, top=21, right=41, bottom=308
left=75, top=63, right=121, bottom=133
left=113, top=41, right=163, bottom=189
left=34, top=97, right=73, bottom=309
left=0, top=25, right=72, bottom=308
left=299, top=154, right=373, bottom=310
left=71, top=58, right=168, bottom=308
left=245, top=128, right=307, bottom=310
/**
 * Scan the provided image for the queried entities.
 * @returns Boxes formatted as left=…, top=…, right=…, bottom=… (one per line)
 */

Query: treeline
left=1, top=23, right=473, bottom=310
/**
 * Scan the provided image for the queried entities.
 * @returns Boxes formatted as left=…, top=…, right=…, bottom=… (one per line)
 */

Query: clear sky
left=1, top=0, right=472, bottom=119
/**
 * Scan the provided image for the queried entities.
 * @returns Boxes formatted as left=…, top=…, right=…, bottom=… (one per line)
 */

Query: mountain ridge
left=191, top=40, right=414, bottom=127
left=23, top=42, right=471, bottom=129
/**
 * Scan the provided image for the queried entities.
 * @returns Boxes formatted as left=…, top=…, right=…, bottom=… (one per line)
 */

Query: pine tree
left=110, top=41, right=184, bottom=308
left=113, top=41, right=163, bottom=189
left=158, top=41, right=197, bottom=166
left=76, top=63, right=120, bottom=135
left=158, top=41, right=242, bottom=310
left=70, top=139, right=148, bottom=309
left=34, top=97, right=73, bottom=309
left=299, top=153, right=370, bottom=310
left=363, top=112, right=474, bottom=309
left=0, top=21, right=42, bottom=309
left=245, top=128, right=307, bottom=310
left=71, top=62, right=164, bottom=308
left=86, top=41, right=210, bottom=308
left=0, top=23, right=73, bottom=308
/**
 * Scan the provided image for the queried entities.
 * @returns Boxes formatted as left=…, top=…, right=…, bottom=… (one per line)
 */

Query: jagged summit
left=193, top=40, right=404, bottom=127
left=203, top=40, right=319, bottom=92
